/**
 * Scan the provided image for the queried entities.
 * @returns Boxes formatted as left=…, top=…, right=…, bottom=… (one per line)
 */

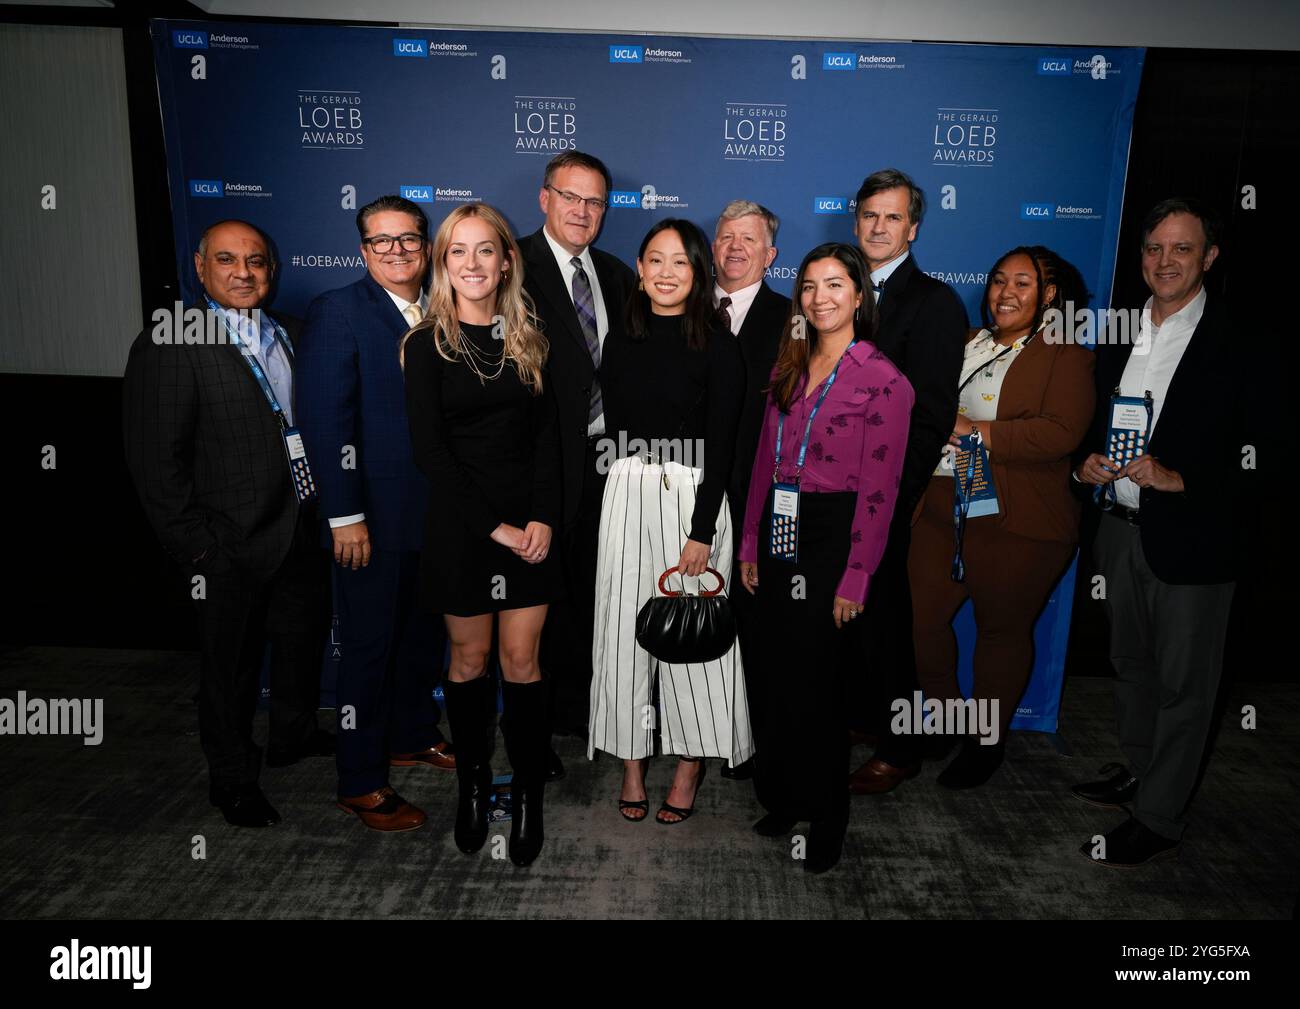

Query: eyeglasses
left=364, top=233, right=425, bottom=253
left=546, top=185, right=607, bottom=212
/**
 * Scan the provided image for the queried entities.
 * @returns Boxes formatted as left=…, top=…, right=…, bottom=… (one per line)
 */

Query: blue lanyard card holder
left=1106, top=394, right=1151, bottom=467
left=953, top=434, right=998, bottom=518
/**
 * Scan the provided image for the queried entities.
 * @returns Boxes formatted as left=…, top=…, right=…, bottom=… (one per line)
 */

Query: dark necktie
left=570, top=257, right=602, bottom=424
left=718, top=296, right=733, bottom=332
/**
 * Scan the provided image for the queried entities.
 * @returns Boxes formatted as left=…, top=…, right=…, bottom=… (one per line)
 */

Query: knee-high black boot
left=443, top=676, right=496, bottom=854
left=501, top=679, right=548, bottom=867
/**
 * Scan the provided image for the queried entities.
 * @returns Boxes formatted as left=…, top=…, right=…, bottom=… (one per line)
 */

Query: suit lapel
left=361, top=272, right=412, bottom=339
left=524, top=229, right=589, bottom=355
left=877, top=254, right=916, bottom=327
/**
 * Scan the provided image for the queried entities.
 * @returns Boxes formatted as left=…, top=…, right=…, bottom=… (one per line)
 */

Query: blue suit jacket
left=297, top=273, right=428, bottom=552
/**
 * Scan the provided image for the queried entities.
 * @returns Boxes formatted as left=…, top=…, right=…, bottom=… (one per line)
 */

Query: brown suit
left=908, top=329, right=1094, bottom=734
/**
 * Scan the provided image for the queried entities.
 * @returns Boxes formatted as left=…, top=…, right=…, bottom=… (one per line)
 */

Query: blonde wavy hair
left=399, top=202, right=547, bottom=393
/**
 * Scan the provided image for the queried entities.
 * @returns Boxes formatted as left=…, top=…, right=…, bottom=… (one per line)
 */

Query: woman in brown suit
left=908, top=245, right=1094, bottom=787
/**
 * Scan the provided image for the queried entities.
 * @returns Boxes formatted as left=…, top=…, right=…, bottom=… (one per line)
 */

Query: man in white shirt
left=298, top=195, right=454, bottom=833
left=1072, top=198, right=1250, bottom=866
left=711, top=200, right=790, bottom=780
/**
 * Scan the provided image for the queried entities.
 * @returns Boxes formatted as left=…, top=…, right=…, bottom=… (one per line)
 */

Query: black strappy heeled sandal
left=618, top=758, right=650, bottom=822
left=656, top=757, right=707, bottom=825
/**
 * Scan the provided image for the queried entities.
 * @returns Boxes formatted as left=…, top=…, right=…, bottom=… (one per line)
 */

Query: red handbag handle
left=657, top=567, right=725, bottom=597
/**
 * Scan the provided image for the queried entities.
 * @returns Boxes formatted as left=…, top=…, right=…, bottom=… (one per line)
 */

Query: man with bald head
left=124, top=219, right=330, bottom=828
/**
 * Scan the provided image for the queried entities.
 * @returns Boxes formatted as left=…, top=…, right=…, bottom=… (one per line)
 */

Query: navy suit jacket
left=297, top=273, right=429, bottom=552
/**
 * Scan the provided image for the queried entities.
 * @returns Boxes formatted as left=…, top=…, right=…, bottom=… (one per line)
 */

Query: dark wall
left=2, top=23, right=1293, bottom=681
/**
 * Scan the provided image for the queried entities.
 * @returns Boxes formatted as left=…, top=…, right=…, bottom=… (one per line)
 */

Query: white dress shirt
left=1112, top=287, right=1205, bottom=509
left=714, top=279, right=763, bottom=336
left=542, top=226, right=609, bottom=436
left=329, top=287, right=428, bottom=530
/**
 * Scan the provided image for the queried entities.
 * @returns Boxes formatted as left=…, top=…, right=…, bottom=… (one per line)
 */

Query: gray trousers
left=1094, top=513, right=1235, bottom=839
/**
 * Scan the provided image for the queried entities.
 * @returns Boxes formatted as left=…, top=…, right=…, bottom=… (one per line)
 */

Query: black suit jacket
left=123, top=305, right=304, bottom=582
left=1080, top=295, right=1250, bottom=584
left=518, top=228, right=635, bottom=528
left=873, top=254, right=968, bottom=520
left=727, top=282, right=790, bottom=530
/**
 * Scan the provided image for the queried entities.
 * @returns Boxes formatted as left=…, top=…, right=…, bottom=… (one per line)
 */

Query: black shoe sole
left=1078, top=845, right=1179, bottom=868
left=1069, top=789, right=1135, bottom=810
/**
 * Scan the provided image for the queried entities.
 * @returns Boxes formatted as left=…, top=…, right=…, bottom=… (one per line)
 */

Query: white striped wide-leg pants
left=588, top=456, right=755, bottom=764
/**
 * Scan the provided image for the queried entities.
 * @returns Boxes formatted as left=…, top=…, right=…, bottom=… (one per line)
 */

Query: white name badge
left=768, top=482, right=800, bottom=563
left=1107, top=399, right=1149, bottom=465
left=282, top=426, right=317, bottom=502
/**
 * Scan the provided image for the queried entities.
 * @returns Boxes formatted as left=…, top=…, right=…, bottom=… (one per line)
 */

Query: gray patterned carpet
left=0, top=646, right=1294, bottom=919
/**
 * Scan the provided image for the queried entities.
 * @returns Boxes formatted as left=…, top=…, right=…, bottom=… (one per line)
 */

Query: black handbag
left=635, top=567, right=737, bottom=664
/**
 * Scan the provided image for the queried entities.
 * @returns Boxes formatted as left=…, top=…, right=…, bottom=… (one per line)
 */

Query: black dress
left=403, top=322, right=563, bottom=617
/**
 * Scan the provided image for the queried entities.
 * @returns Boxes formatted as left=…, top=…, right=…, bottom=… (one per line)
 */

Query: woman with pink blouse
left=738, top=243, right=913, bottom=874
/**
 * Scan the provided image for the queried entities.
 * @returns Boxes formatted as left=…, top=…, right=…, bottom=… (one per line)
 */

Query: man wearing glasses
left=518, top=152, right=635, bottom=768
left=297, top=195, right=454, bottom=833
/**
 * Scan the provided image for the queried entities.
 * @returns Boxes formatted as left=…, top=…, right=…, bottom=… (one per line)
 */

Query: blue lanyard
left=207, top=297, right=294, bottom=427
left=951, top=432, right=982, bottom=582
left=774, top=341, right=855, bottom=481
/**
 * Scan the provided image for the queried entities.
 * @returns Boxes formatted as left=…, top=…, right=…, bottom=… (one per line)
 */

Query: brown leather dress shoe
left=848, top=758, right=920, bottom=796
left=390, top=741, right=456, bottom=770
left=337, top=787, right=427, bottom=831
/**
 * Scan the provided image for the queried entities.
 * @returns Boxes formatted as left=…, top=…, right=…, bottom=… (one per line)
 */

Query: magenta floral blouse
left=739, top=340, right=913, bottom=604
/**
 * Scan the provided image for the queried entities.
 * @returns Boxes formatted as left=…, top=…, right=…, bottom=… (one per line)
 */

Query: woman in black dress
left=402, top=202, right=561, bottom=867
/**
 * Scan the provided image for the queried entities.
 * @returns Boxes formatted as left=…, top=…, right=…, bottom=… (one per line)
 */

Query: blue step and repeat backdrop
left=152, top=20, right=1145, bottom=732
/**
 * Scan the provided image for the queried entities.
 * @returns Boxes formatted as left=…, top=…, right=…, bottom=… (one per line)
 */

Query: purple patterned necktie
left=718, top=296, right=733, bottom=332
left=570, top=257, right=602, bottom=424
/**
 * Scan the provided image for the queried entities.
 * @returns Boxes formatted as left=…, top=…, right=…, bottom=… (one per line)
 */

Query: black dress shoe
left=546, top=748, right=566, bottom=782
left=1070, top=762, right=1138, bottom=808
left=752, top=812, right=797, bottom=837
left=266, top=729, right=336, bottom=768
left=935, top=737, right=1005, bottom=789
left=804, top=817, right=846, bottom=874
left=1080, top=817, right=1179, bottom=867
left=720, top=757, right=755, bottom=780
left=210, top=784, right=281, bottom=828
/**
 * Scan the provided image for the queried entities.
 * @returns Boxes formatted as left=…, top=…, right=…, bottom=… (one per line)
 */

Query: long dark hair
left=979, top=245, right=1089, bottom=335
left=770, top=243, right=878, bottom=414
left=625, top=218, right=721, bottom=352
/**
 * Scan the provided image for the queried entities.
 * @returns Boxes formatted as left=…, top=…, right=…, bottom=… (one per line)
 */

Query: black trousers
left=1095, top=514, right=1235, bottom=839
left=846, top=515, right=922, bottom=767
left=543, top=438, right=606, bottom=733
left=753, top=491, right=855, bottom=824
left=334, top=547, right=446, bottom=797
left=192, top=512, right=328, bottom=790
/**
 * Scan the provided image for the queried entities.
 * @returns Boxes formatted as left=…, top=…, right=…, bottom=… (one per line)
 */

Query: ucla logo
left=400, top=185, right=433, bottom=202
left=822, top=52, right=855, bottom=71
left=1036, top=57, right=1070, bottom=75
left=172, top=30, right=208, bottom=49
left=189, top=179, right=222, bottom=198
left=813, top=196, right=847, bottom=214
left=393, top=38, right=428, bottom=57
left=1020, top=203, right=1054, bottom=219
left=609, top=191, right=641, bottom=208
left=609, top=45, right=643, bottom=63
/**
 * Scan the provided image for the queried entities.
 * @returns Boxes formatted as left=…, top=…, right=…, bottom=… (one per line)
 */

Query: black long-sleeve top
left=403, top=323, right=561, bottom=538
left=600, top=312, right=745, bottom=543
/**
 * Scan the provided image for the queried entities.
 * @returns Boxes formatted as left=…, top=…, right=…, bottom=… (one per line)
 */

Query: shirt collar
left=870, top=250, right=910, bottom=289
left=714, top=278, right=762, bottom=308
left=542, top=225, right=593, bottom=275
left=383, top=285, right=427, bottom=316
left=1142, top=285, right=1206, bottom=333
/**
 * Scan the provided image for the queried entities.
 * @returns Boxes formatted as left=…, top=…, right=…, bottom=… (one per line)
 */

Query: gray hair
left=715, top=200, right=779, bottom=246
